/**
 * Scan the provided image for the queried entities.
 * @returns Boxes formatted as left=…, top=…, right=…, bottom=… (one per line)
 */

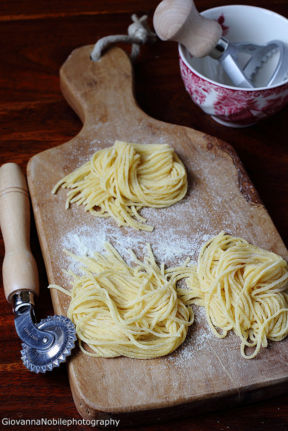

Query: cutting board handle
left=0, top=163, right=39, bottom=302
left=60, top=45, right=141, bottom=128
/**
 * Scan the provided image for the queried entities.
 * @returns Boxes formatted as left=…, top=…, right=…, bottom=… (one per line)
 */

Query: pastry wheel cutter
left=153, top=0, right=288, bottom=88
left=0, top=163, right=76, bottom=373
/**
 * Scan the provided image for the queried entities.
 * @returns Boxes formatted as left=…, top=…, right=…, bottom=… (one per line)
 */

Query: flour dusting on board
left=167, top=306, right=214, bottom=366
left=60, top=198, right=213, bottom=274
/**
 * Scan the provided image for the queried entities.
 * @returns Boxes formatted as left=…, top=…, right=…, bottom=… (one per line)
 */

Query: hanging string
left=90, top=14, right=157, bottom=62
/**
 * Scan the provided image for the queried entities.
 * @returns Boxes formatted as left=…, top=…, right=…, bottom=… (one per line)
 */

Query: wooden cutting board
left=27, top=45, right=288, bottom=425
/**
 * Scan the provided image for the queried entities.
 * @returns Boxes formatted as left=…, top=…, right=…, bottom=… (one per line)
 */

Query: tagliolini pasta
left=179, top=232, right=288, bottom=359
left=49, top=243, right=194, bottom=359
left=52, top=140, right=187, bottom=231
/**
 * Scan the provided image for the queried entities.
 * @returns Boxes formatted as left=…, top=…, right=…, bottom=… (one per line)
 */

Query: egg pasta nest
left=50, top=243, right=194, bottom=359
left=52, top=140, right=187, bottom=231
left=179, top=232, right=288, bottom=359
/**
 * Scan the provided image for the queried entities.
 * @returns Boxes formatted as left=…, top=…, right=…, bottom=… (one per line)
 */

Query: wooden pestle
left=153, top=0, right=222, bottom=57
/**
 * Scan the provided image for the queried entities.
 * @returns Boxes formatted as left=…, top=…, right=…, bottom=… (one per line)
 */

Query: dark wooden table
left=1, top=1, right=288, bottom=430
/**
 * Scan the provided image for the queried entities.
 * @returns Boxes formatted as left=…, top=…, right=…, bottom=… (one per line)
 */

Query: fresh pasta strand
left=52, top=140, right=187, bottom=231
left=49, top=243, right=194, bottom=359
left=179, top=232, right=288, bottom=359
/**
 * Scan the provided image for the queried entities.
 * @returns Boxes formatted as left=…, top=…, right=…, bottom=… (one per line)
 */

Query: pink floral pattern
left=217, top=14, right=229, bottom=36
left=179, top=57, right=288, bottom=126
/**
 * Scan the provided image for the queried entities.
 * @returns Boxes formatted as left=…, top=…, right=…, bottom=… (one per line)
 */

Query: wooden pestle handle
left=153, top=0, right=222, bottom=57
left=0, top=163, right=39, bottom=303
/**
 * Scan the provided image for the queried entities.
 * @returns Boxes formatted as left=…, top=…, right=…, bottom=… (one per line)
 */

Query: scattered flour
left=59, top=199, right=213, bottom=274
left=167, top=306, right=214, bottom=367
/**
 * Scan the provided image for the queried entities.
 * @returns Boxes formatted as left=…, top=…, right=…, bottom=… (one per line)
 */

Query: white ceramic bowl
left=179, top=5, right=288, bottom=127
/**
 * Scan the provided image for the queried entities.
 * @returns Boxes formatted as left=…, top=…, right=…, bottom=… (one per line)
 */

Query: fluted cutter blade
left=20, top=315, right=76, bottom=373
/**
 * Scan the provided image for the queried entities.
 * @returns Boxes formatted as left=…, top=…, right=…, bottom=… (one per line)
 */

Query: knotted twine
left=90, top=14, right=156, bottom=62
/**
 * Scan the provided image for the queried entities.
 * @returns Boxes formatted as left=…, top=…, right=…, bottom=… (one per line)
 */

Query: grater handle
left=153, top=0, right=222, bottom=57
left=0, top=163, right=39, bottom=302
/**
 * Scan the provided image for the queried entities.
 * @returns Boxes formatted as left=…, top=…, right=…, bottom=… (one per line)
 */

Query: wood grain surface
left=1, top=1, right=288, bottom=430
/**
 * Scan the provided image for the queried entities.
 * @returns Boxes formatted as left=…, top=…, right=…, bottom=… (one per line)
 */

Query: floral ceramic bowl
left=179, top=5, right=288, bottom=127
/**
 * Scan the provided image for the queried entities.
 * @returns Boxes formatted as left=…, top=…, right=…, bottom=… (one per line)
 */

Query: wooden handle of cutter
left=0, top=163, right=39, bottom=303
left=153, top=0, right=222, bottom=57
